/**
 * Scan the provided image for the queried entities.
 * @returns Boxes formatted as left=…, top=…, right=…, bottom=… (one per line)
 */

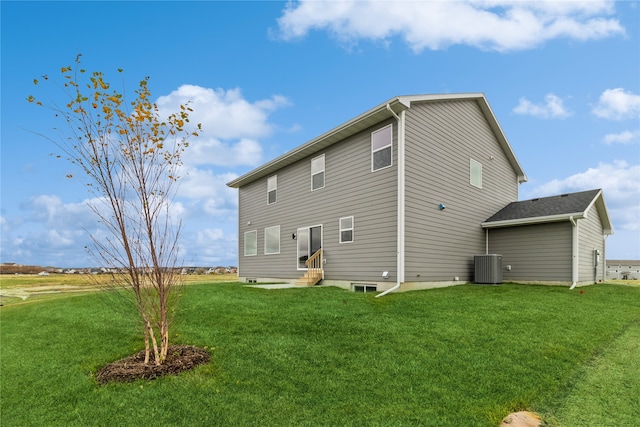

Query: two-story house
left=227, top=93, right=612, bottom=292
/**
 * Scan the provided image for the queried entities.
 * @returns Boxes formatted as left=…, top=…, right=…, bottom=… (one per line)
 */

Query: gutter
left=377, top=104, right=405, bottom=298
left=482, top=212, right=586, bottom=229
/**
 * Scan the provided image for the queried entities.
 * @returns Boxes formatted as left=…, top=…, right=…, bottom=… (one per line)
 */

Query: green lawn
left=1, top=282, right=639, bottom=426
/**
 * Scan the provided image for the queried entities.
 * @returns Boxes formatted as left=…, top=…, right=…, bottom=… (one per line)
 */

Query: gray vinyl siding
left=238, top=118, right=398, bottom=282
left=488, top=222, right=573, bottom=282
left=404, top=100, right=519, bottom=281
left=578, top=207, right=605, bottom=283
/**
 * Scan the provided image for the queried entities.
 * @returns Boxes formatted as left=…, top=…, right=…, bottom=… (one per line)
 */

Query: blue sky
left=1, top=0, right=639, bottom=268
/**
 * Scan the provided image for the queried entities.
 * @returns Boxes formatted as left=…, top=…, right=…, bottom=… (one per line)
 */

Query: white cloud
left=156, top=85, right=290, bottom=168
left=25, top=195, right=97, bottom=229
left=274, top=0, right=624, bottom=52
left=196, top=228, right=225, bottom=245
left=178, top=168, right=238, bottom=201
left=603, top=130, right=640, bottom=145
left=157, top=85, right=289, bottom=139
left=183, top=137, right=263, bottom=167
left=592, top=88, right=640, bottom=120
left=530, top=160, right=640, bottom=235
left=179, top=228, right=237, bottom=266
left=513, top=93, right=572, bottom=119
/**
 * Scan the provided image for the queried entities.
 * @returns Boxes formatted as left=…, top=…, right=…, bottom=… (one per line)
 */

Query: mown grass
left=0, top=273, right=238, bottom=306
left=550, top=321, right=640, bottom=426
left=0, top=273, right=238, bottom=288
left=1, top=282, right=639, bottom=426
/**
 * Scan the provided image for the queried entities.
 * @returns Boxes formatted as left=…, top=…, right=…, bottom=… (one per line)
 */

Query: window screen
left=339, top=216, right=354, bottom=243
left=267, top=175, right=277, bottom=204
left=470, top=159, right=482, bottom=189
left=244, top=230, right=257, bottom=256
left=372, top=125, right=392, bottom=171
left=311, top=155, right=325, bottom=190
left=264, top=226, right=280, bottom=255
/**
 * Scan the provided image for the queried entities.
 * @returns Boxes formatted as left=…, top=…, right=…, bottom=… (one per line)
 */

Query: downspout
left=603, top=234, right=609, bottom=283
left=485, top=229, right=489, bottom=254
left=596, top=233, right=609, bottom=283
left=569, top=216, right=579, bottom=290
left=377, top=104, right=405, bottom=298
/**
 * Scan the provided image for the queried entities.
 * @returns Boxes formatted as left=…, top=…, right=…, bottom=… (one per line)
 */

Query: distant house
left=227, top=93, right=613, bottom=292
left=606, top=260, right=640, bottom=280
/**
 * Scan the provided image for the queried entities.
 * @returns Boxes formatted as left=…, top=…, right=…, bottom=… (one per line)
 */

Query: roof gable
left=482, top=189, right=613, bottom=234
left=227, top=93, right=526, bottom=188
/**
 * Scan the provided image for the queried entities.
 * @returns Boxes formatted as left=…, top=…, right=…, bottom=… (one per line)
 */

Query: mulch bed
left=96, top=345, right=210, bottom=384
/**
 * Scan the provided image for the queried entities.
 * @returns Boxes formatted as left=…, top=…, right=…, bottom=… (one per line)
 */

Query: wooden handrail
left=305, top=248, right=323, bottom=277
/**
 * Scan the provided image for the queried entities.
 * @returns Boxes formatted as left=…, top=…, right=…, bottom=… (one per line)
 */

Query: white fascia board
left=481, top=212, right=586, bottom=229
left=587, top=190, right=614, bottom=235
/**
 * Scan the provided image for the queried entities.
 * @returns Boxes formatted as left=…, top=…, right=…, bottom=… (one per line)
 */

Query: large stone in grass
left=500, top=411, right=541, bottom=427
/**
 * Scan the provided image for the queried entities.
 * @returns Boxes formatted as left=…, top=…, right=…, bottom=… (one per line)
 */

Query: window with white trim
left=244, top=230, right=257, bottom=256
left=264, top=226, right=280, bottom=255
left=470, top=159, right=482, bottom=189
left=311, top=154, right=325, bottom=190
left=372, top=125, right=392, bottom=171
left=339, top=216, right=354, bottom=243
left=267, top=175, right=277, bottom=205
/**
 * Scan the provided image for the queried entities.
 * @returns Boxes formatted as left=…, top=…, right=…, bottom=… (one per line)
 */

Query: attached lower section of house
left=482, top=189, right=612, bottom=287
left=227, top=94, right=614, bottom=292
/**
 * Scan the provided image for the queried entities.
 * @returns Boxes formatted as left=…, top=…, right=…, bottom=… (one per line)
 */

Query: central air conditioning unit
left=474, top=254, right=503, bottom=284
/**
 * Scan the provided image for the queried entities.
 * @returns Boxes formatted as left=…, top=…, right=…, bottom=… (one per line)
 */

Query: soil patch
left=96, top=345, right=210, bottom=384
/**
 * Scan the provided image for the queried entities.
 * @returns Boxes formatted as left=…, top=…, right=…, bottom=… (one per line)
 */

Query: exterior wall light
left=439, top=203, right=446, bottom=210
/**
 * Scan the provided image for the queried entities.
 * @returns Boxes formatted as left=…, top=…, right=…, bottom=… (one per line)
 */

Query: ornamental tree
left=28, top=55, right=201, bottom=365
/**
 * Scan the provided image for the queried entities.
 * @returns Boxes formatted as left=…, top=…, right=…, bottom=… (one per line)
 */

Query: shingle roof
left=482, top=189, right=613, bottom=235
left=485, top=189, right=601, bottom=222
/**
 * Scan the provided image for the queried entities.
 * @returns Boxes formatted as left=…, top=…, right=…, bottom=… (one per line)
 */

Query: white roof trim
left=592, top=190, right=614, bottom=235
left=481, top=212, right=587, bottom=229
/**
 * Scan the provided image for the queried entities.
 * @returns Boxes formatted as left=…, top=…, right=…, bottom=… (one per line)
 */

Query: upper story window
left=372, top=125, right=393, bottom=171
left=267, top=175, right=277, bottom=205
left=339, top=216, right=354, bottom=243
left=470, top=159, right=483, bottom=189
left=311, top=154, right=325, bottom=190
left=244, top=230, right=257, bottom=256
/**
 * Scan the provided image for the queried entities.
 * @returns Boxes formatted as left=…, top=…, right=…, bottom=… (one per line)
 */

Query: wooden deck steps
left=295, top=248, right=323, bottom=286
left=295, top=270, right=323, bottom=287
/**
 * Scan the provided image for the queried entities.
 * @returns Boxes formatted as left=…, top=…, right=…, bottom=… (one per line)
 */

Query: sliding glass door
left=297, top=225, right=322, bottom=269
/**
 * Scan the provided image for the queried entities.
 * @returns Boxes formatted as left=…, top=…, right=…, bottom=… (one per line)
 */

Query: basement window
left=352, top=283, right=377, bottom=293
